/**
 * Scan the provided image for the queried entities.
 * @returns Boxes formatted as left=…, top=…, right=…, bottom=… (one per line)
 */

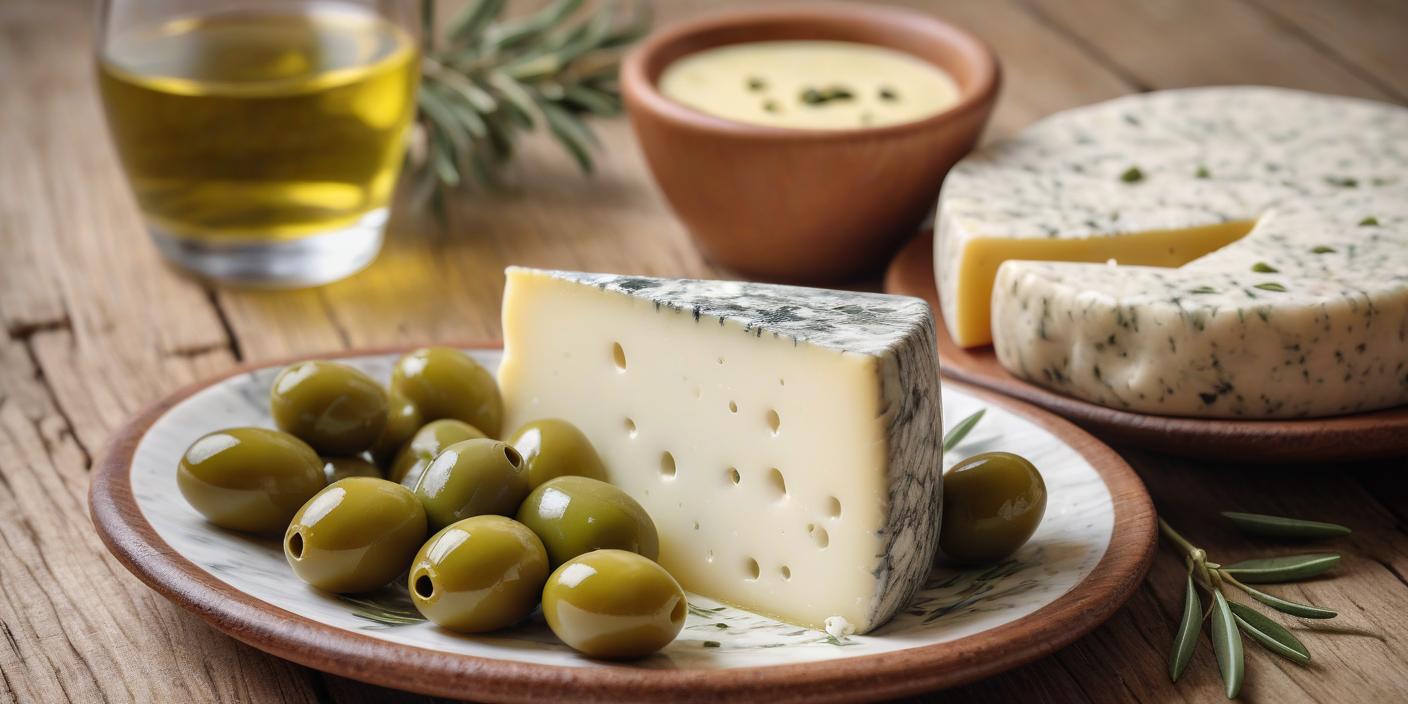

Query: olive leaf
left=942, top=409, right=986, bottom=453
left=1169, top=572, right=1203, bottom=681
left=1209, top=592, right=1244, bottom=699
left=1221, top=512, right=1351, bottom=540
left=1228, top=602, right=1310, bottom=665
left=1220, top=572, right=1336, bottom=619
left=1221, top=554, right=1340, bottom=584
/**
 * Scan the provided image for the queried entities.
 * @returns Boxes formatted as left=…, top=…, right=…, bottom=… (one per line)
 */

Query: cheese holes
left=727, top=467, right=741, bottom=485
left=745, top=558, right=760, bottom=581
left=766, top=409, right=781, bottom=434
left=728, top=400, right=738, bottom=413
left=812, top=526, right=830, bottom=549
left=781, top=565, right=792, bottom=580
left=827, top=496, right=842, bottom=518
left=612, top=342, right=627, bottom=371
left=625, top=417, right=637, bottom=437
left=660, top=452, right=677, bottom=479
left=767, top=468, right=787, bottom=500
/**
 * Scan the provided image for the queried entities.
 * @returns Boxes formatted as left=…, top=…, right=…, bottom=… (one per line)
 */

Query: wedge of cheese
left=935, top=87, right=1408, bottom=418
left=498, top=268, right=942, bottom=633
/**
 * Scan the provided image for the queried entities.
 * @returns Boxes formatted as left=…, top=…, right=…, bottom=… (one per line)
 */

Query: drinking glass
left=96, top=0, right=421, bottom=286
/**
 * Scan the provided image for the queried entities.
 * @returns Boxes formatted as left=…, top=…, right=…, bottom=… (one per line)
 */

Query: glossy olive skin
left=270, top=361, right=388, bottom=455
left=939, top=451, right=1047, bottom=565
left=388, top=419, right=486, bottom=487
left=542, top=550, right=686, bottom=659
left=414, top=439, right=530, bottom=530
left=517, top=476, right=659, bottom=567
left=408, top=515, right=549, bottom=633
left=370, top=391, right=423, bottom=467
left=323, top=457, right=382, bottom=483
left=391, top=347, right=503, bottom=438
left=177, top=427, right=325, bottom=534
left=508, top=419, right=608, bottom=488
left=284, top=478, right=427, bottom=593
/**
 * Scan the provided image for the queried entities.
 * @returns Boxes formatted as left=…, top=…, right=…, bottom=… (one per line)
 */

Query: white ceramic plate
left=92, top=347, right=1155, bottom=702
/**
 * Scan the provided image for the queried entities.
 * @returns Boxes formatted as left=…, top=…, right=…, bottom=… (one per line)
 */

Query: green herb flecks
left=1325, top=176, right=1358, bottom=188
left=1120, top=166, right=1145, bottom=183
left=942, top=409, right=986, bottom=453
left=746, top=76, right=766, bottom=92
left=1158, top=515, right=1345, bottom=694
left=1189, top=285, right=1218, bottom=295
left=1195, top=165, right=1211, bottom=179
left=703, top=640, right=721, bottom=648
left=878, top=86, right=899, bottom=102
left=800, top=85, right=856, bottom=106
left=1311, top=245, right=1337, bottom=254
left=1253, top=282, right=1288, bottom=292
left=1251, top=262, right=1279, bottom=273
left=1359, top=216, right=1380, bottom=226
left=762, top=99, right=779, bottom=113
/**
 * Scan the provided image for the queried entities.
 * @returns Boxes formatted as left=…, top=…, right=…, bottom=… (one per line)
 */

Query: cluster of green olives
left=176, top=347, right=686, bottom=659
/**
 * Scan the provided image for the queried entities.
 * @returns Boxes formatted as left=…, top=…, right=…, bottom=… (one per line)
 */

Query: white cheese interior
left=498, top=268, right=942, bottom=632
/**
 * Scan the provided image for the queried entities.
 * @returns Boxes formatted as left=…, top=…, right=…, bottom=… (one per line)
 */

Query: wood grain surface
left=1, top=0, right=1406, bottom=702
left=882, top=235, right=1408, bottom=463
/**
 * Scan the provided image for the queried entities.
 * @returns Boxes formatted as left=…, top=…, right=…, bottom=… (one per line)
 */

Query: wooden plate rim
left=89, top=343, right=1157, bottom=703
left=883, top=235, right=1408, bottom=462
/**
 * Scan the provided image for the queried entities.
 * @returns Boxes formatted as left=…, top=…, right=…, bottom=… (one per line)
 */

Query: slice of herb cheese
left=497, top=268, right=943, bottom=632
left=934, top=87, right=1408, bottom=418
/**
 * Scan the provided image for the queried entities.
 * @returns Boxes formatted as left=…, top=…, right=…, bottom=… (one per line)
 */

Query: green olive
left=390, top=347, right=503, bottom=438
left=370, top=391, right=423, bottom=467
left=284, top=477, right=427, bottom=593
left=388, top=419, right=487, bottom=487
left=508, top=418, right=608, bottom=488
left=939, top=451, right=1047, bottom=565
left=408, top=515, right=549, bottom=633
left=177, top=427, right=325, bottom=534
left=323, top=457, right=382, bottom=483
left=270, top=361, right=388, bottom=455
left=542, top=550, right=686, bottom=659
left=516, top=476, right=658, bottom=567
left=414, top=438, right=530, bottom=530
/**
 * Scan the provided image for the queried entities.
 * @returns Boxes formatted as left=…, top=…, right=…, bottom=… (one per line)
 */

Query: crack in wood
left=18, top=340, right=92, bottom=470
left=205, top=286, right=244, bottom=363
left=4, top=315, right=72, bottom=341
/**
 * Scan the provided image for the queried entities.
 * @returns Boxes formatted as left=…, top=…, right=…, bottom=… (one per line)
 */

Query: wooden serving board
left=90, top=345, right=1156, bottom=703
left=885, top=235, right=1408, bottom=463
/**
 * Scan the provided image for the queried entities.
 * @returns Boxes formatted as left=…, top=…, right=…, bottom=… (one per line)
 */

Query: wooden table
left=2, top=0, right=1405, bottom=701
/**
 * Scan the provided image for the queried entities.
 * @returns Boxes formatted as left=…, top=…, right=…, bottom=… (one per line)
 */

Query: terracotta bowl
left=622, top=4, right=1000, bottom=283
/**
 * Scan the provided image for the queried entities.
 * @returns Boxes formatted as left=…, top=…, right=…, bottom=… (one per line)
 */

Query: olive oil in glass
left=97, top=2, right=419, bottom=285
